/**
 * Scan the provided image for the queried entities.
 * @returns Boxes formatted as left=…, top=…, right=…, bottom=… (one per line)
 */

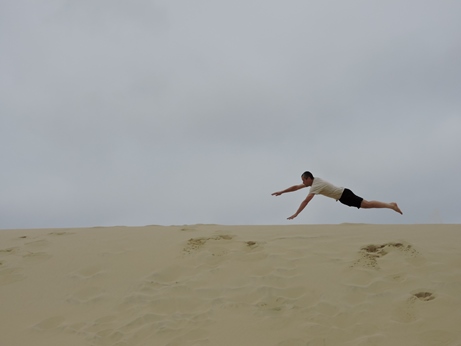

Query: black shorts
left=339, top=188, right=363, bottom=209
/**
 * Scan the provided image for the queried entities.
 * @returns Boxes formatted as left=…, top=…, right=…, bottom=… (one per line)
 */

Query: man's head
left=301, top=171, right=314, bottom=186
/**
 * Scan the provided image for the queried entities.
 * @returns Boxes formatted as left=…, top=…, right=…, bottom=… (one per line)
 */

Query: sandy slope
left=1, top=224, right=460, bottom=346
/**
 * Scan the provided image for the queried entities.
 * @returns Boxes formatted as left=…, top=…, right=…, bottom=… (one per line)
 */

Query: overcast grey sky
left=1, top=0, right=460, bottom=229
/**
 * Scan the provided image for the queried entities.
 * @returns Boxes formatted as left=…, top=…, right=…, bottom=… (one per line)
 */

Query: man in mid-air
left=272, top=171, right=403, bottom=220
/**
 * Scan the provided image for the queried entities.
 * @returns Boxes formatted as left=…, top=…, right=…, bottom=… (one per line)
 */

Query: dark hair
left=302, top=171, right=314, bottom=179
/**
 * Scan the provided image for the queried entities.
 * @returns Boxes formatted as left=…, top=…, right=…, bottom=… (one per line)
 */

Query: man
left=272, top=171, right=403, bottom=220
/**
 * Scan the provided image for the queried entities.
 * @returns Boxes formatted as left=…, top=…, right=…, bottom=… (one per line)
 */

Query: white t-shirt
left=309, top=177, right=344, bottom=200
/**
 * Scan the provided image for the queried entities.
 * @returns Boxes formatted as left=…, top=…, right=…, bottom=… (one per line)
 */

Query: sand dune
left=1, top=224, right=460, bottom=346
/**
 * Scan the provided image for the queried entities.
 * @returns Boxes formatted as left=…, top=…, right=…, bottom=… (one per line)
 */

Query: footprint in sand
left=183, top=235, right=265, bottom=266
left=183, top=234, right=234, bottom=254
left=351, top=241, right=423, bottom=270
left=236, top=240, right=268, bottom=263
left=392, top=291, right=436, bottom=323
left=414, top=291, right=435, bottom=301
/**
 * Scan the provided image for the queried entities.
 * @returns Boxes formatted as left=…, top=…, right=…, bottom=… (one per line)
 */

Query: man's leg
left=361, top=200, right=403, bottom=214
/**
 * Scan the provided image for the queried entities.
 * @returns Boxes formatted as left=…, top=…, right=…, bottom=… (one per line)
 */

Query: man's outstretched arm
left=288, top=193, right=315, bottom=220
left=272, top=184, right=306, bottom=196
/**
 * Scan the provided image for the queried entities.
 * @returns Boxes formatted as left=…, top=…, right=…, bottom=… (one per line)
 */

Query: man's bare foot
left=391, top=202, right=403, bottom=214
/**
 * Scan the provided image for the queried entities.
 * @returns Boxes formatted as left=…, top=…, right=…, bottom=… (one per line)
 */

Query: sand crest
left=1, top=224, right=460, bottom=346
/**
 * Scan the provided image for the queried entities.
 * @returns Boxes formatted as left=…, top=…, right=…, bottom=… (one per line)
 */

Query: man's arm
left=272, top=184, right=306, bottom=196
left=288, top=193, right=315, bottom=220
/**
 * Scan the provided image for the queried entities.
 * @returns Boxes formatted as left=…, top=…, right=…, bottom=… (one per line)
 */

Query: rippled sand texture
left=1, top=224, right=460, bottom=346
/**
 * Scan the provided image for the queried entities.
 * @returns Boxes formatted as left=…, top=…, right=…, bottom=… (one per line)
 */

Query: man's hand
left=272, top=184, right=306, bottom=197
left=287, top=214, right=297, bottom=220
